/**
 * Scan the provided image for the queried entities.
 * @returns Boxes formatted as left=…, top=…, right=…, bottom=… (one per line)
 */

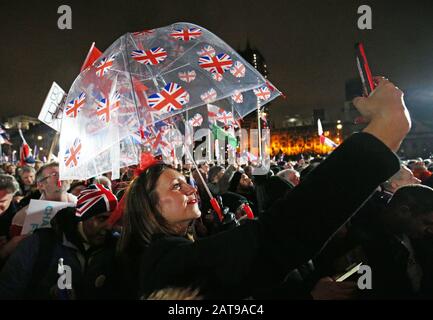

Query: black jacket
left=135, top=133, right=400, bottom=299
left=0, top=208, right=120, bottom=299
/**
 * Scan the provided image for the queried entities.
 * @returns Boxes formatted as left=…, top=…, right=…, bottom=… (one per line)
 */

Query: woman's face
left=155, top=169, right=201, bottom=230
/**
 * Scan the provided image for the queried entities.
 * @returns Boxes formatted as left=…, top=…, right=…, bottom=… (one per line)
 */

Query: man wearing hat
left=0, top=184, right=120, bottom=299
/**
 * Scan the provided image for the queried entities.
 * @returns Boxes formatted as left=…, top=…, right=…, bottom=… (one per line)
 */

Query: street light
left=37, top=135, right=43, bottom=141
left=336, top=124, right=343, bottom=130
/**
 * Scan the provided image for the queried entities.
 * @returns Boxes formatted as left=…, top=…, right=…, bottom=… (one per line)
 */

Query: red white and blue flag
left=96, top=91, right=121, bottom=123
left=170, top=27, right=202, bottom=41
left=198, top=53, right=233, bottom=74
left=230, top=61, right=246, bottom=78
left=66, top=92, right=86, bottom=118
left=148, top=82, right=189, bottom=114
left=231, top=90, right=243, bottom=104
left=254, top=86, right=271, bottom=101
left=207, top=104, right=224, bottom=122
left=189, top=113, right=203, bottom=127
left=200, top=88, right=217, bottom=104
left=178, top=70, right=196, bottom=83
left=197, top=45, right=215, bottom=57
left=131, top=47, right=167, bottom=65
left=95, top=55, right=116, bottom=77
left=64, top=138, right=82, bottom=168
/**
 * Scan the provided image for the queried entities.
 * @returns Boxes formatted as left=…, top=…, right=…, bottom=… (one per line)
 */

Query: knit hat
left=75, top=184, right=117, bottom=220
left=208, top=165, right=224, bottom=183
left=228, top=171, right=242, bottom=192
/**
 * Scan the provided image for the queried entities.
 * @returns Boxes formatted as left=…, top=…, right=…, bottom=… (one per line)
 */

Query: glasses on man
left=39, top=172, right=60, bottom=183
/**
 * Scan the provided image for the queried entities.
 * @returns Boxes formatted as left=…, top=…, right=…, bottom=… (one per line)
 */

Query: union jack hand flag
left=95, top=55, right=116, bottom=77
left=75, top=184, right=117, bottom=218
left=65, top=92, right=86, bottom=118
left=148, top=82, right=189, bottom=114
left=230, top=61, right=246, bottom=78
left=200, top=88, right=217, bottom=103
left=178, top=70, right=196, bottom=83
left=131, top=47, right=167, bottom=65
left=170, top=27, right=202, bottom=41
left=64, top=138, right=82, bottom=168
left=197, top=45, right=215, bottom=57
left=231, top=90, right=243, bottom=104
left=198, top=53, right=233, bottom=74
left=254, top=86, right=271, bottom=101
left=212, top=73, right=223, bottom=82
left=207, top=104, right=224, bottom=122
left=189, top=113, right=203, bottom=127
left=96, top=91, right=121, bottom=123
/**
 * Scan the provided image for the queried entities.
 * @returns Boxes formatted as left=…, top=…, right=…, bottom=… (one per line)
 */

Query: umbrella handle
left=242, top=203, right=254, bottom=219
left=210, top=197, right=223, bottom=222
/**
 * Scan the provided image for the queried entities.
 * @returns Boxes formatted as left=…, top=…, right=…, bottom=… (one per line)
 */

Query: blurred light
left=37, top=135, right=43, bottom=140
left=39, top=147, right=43, bottom=151
left=337, top=120, right=341, bottom=124
left=336, top=124, right=343, bottom=130
left=324, top=131, right=330, bottom=137
left=288, top=118, right=297, bottom=123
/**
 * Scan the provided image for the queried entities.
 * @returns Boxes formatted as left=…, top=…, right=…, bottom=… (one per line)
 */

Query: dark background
left=1, top=0, right=432, bottom=127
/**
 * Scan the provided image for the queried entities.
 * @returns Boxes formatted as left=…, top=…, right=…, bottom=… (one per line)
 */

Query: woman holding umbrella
left=118, top=77, right=410, bottom=299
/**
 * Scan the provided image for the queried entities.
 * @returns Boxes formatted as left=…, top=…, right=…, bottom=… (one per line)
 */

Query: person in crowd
left=68, top=181, right=87, bottom=197
left=34, top=160, right=43, bottom=172
left=0, top=184, right=120, bottom=299
left=0, top=175, right=20, bottom=265
left=1, top=163, right=77, bottom=260
left=277, top=169, right=300, bottom=188
left=350, top=185, right=433, bottom=298
left=116, top=77, right=410, bottom=299
left=227, top=172, right=258, bottom=215
left=4, top=164, right=16, bottom=177
left=17, top=166, right=36, bottom=198
left=206, top=164, right=236, bottom=196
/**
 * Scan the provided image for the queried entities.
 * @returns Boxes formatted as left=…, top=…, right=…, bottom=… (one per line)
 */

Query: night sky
left=1, top=0, right=433, bottom=127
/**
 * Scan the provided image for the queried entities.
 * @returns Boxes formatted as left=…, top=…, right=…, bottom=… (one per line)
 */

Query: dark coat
left=0, top=209, right=119, bottom=299
left=136, top=133, right=400, bottom=299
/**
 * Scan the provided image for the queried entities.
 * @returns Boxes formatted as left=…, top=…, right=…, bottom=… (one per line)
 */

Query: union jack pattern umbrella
left=57, top=22, right=281, bottom=180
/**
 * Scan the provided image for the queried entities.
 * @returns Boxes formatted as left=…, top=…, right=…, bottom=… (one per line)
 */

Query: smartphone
left=335, top=262, right=363, bottom=282
left=355, top=43, right=375, bottom=96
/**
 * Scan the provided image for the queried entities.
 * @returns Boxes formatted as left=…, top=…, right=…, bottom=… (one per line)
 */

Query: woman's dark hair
left=118, top=163, right=175, bottom=255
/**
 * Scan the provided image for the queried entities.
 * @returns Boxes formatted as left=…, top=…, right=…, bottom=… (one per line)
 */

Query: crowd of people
left=0, top=77, right=433, bottom=299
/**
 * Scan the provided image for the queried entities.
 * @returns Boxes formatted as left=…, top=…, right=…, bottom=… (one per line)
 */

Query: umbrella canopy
left=58, top=22, right=281, bottom=180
